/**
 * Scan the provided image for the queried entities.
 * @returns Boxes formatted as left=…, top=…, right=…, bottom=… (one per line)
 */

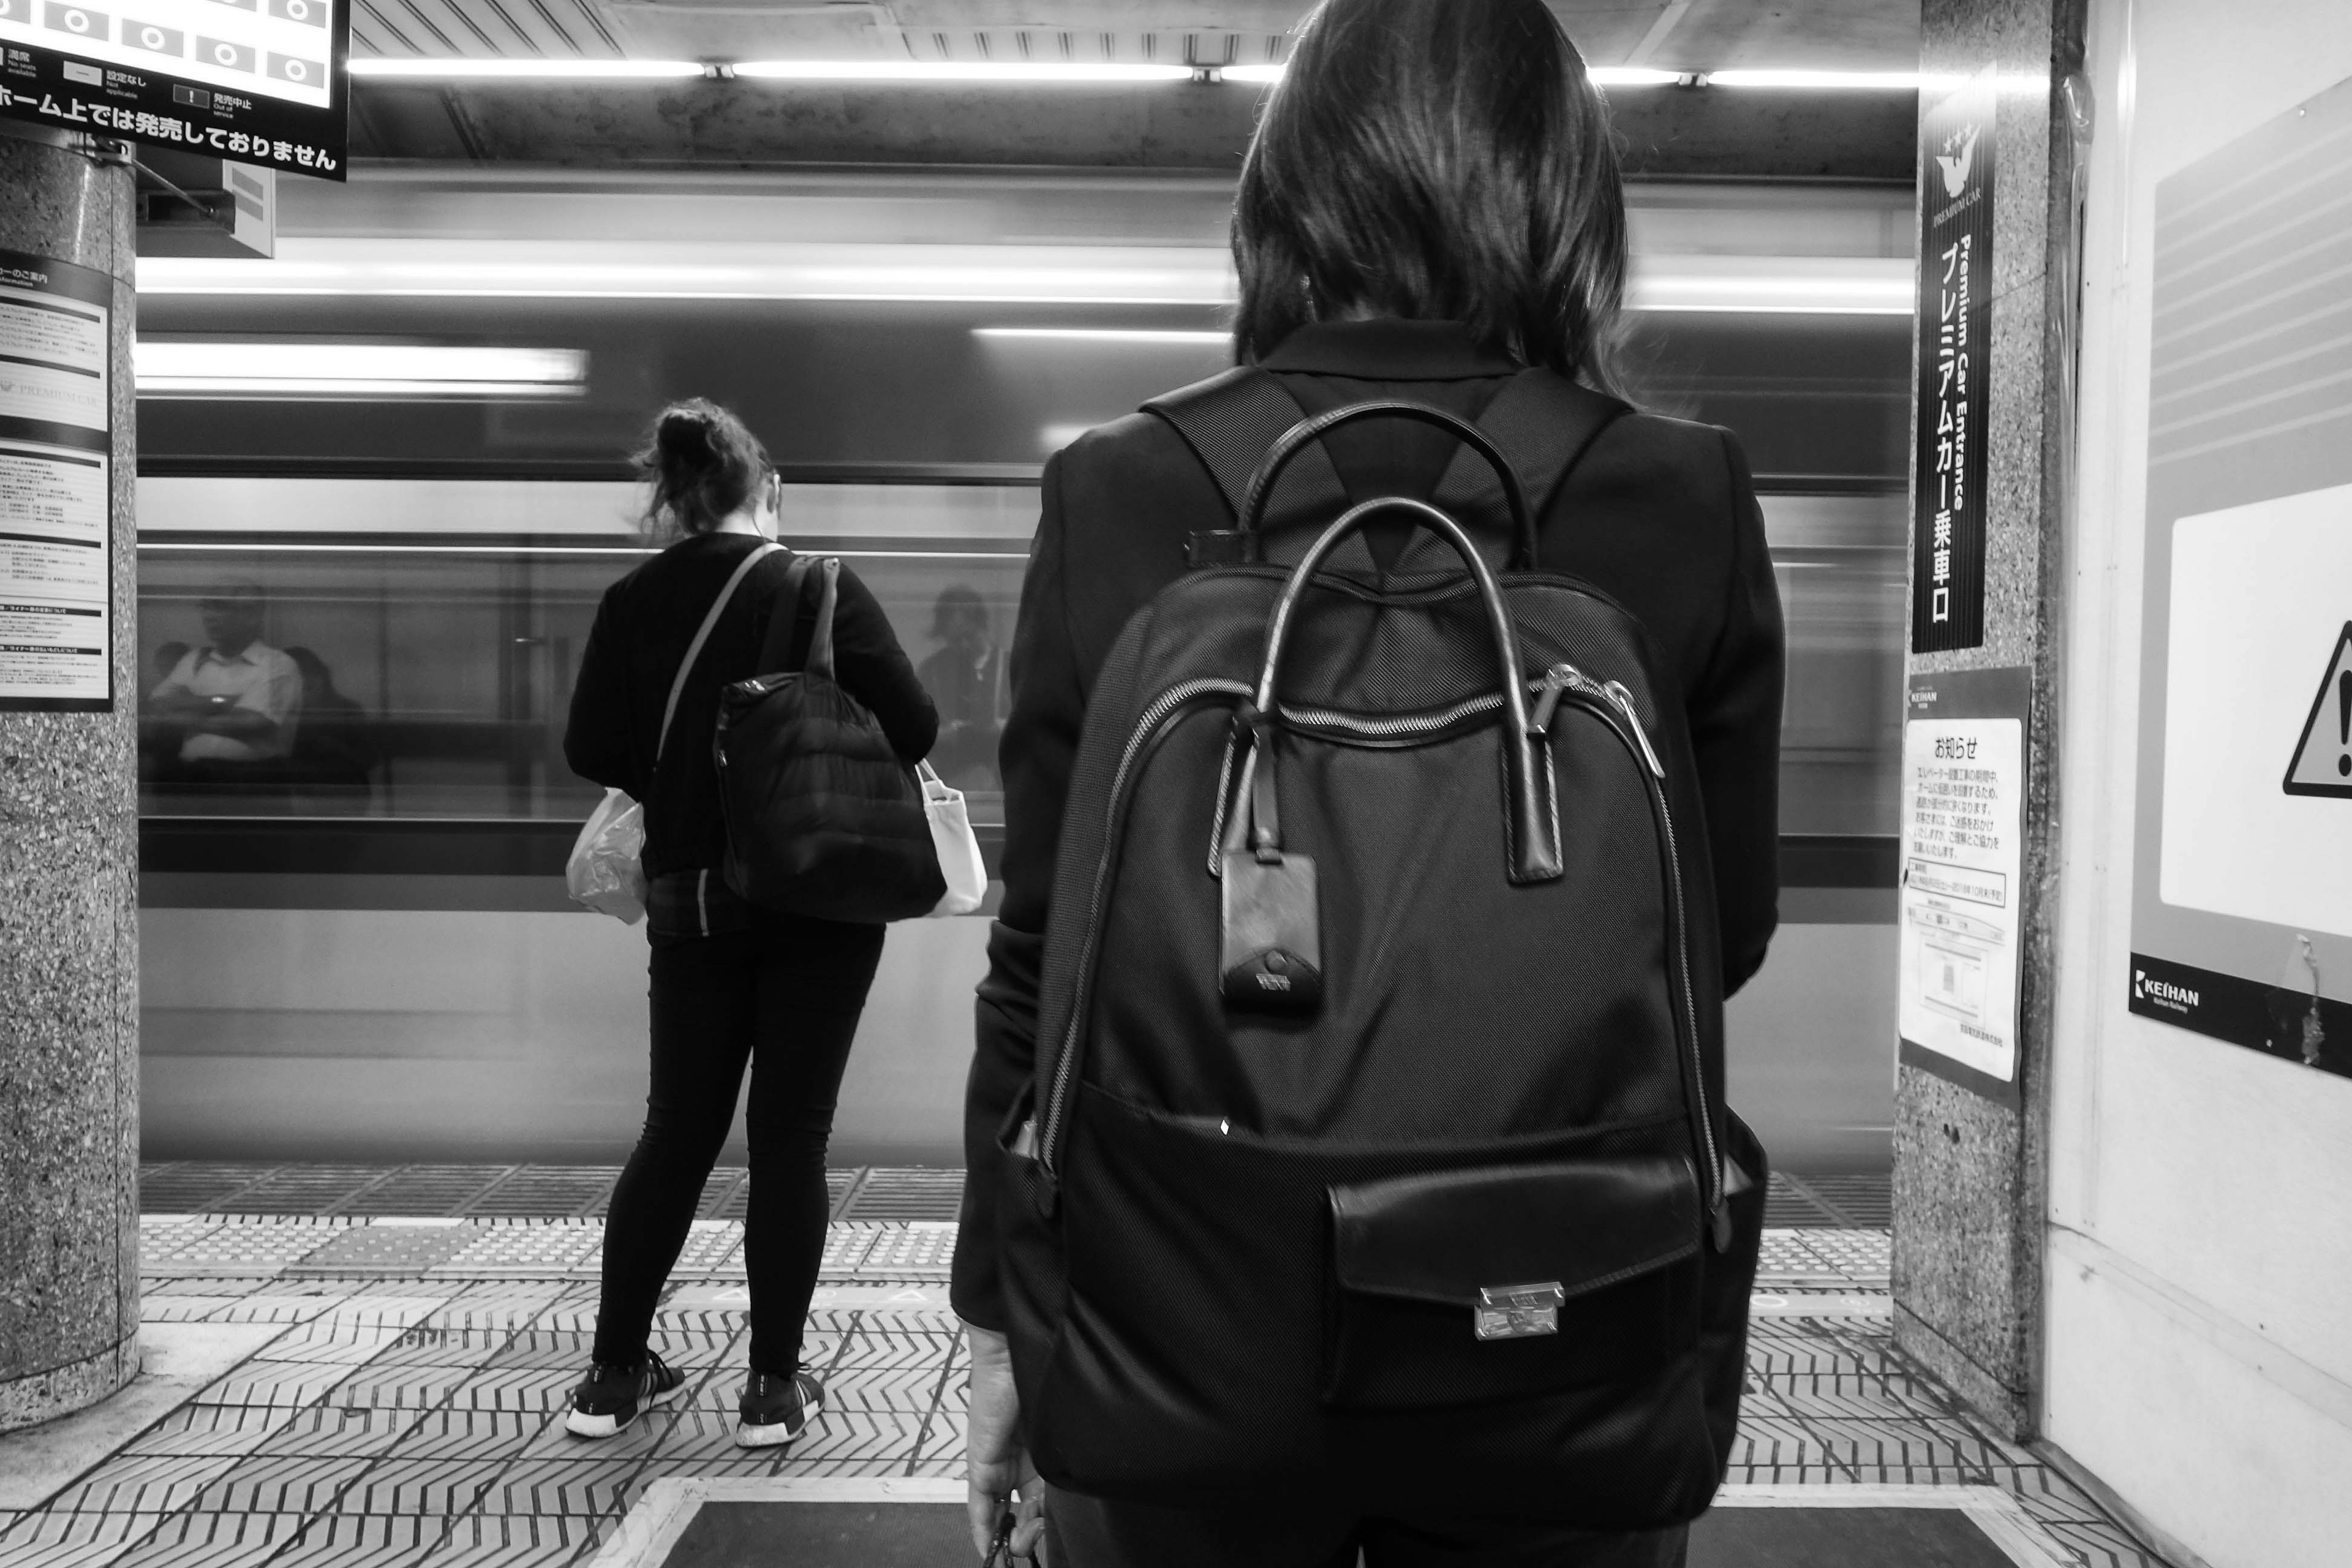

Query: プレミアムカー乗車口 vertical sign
left=1911, top=68, right=1997, bottom=654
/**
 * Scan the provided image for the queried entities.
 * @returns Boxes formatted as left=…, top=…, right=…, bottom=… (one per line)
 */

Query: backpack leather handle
left=1248, top=496, right=1563, bottom=886
left=1237, top=401, right=1538, bottom=570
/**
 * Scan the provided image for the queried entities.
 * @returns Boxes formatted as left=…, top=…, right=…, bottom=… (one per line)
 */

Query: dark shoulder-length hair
left=1232, top=0, right=1629, bottom=394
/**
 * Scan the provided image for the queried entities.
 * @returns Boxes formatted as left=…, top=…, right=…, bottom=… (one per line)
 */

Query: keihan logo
left=2134, top=970, right=2199, bottom=1009
left=1936, top=124, right=1981, bottom=199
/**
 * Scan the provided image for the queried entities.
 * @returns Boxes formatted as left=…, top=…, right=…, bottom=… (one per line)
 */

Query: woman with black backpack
left=562, top=399, right=937, bottom=1448
left=956, top=1, right=1784, bottom=1562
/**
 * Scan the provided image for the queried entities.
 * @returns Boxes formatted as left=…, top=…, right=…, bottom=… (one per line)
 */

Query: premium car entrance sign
left=0, top=0, right=347, bottom=178
left=1910, top=67, right=1996, bottom=654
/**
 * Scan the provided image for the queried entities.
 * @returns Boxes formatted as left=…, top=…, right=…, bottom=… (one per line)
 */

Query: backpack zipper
left=1037, top=664, right=1724, bottom=1237
left=1533, top=663, right=1724, bottom=1228
left=1037, top=676, right=1253, bottom=1184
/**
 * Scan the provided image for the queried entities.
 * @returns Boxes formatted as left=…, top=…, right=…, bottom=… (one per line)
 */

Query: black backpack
left=991, top=369, right=1768, bottom=1526
left=714, top=556, right=945, bottom=923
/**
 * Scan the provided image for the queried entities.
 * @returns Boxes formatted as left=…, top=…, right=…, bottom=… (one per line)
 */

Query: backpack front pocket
left=1323, top=1156, right=1703, bottom=1411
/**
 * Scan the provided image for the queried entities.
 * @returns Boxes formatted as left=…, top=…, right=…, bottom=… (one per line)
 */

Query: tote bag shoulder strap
left=753, top=553, right=820, bottom=677
left=657, top=541, right=778, bottom=764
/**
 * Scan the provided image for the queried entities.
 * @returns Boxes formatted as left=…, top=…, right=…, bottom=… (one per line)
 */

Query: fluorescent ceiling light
left=1208, top=64, right=1893, bottom=89
left=1625, top=255, right=1912, bottom=314
left=977, top=328, right=1229, bottom=345
left=349, top=58, right=704, bottom=79
left=134, top=342, right=589, bottom=398
left=138, top=243, right=1907, bottom=315
left=736, top=61, right=1192, bottom=83
left=138, top=241, right=1240, bottom=305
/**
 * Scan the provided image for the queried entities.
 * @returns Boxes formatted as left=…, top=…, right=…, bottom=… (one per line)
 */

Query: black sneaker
left=736, top=1366, right=824, bottom=1449
left=563, top=1351, right=684, bottom=1439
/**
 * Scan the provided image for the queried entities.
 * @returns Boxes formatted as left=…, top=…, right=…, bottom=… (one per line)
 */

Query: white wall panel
left=2049, top=2, right=2352, bottom=1562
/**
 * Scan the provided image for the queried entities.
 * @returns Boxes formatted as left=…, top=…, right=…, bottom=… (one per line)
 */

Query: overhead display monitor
left=0, top=0, right=347, bottom=179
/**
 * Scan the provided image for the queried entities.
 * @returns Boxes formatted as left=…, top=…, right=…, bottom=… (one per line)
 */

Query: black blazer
left=952, top=319, right=1785, bottom=1332
left=565, top=532, right=938, bottom=881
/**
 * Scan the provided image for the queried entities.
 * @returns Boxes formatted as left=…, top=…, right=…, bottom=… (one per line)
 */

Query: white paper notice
left=0, top=257, right=111, bottom=707
left=1899, top=714, right=2024, bottom=1085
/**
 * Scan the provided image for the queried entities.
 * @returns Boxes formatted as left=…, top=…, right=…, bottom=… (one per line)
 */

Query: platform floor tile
left=106, top=1509, right=309, bottom=1568
left=119, top=1404, right=303, bottom=1459
left=254, top=1513, right=446, bottom=1568
left=430, top=1510, right=619, bottom=1568
left=0, top=1212, right=2177, bottom=1568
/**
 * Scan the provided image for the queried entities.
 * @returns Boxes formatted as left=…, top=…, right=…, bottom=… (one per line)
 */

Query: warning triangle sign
left=2283, top=620, right=2352, bottom=799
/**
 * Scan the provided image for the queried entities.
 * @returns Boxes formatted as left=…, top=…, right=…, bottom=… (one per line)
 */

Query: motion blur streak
left=134, top=343, right=589, bottom=399
left=137, top=243, right=1909, bottom=312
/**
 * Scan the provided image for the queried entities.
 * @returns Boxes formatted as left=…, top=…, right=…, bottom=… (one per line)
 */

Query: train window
left=1762, top=494, right=1907, bottom=839
left=136, top=483, right=1904, bottom=845
left=135, top=483, right=1033, bottom=828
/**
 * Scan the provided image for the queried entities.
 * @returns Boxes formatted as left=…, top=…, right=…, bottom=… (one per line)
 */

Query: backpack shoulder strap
left=1144, top=367, right=1350, bottom=567
left=1428, top=370, right=1631, bottom=560
left=753, top=552, right=819, bottom=680
left=657, top=540, right=777, bottom=764
left=1427, top=369, right=1629, bottom=542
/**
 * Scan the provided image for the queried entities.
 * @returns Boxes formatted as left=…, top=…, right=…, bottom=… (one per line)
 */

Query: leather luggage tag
left=1221, top=852, right=1322, bottom=1013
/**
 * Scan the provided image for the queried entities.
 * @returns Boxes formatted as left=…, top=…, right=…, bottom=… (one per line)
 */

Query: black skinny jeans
left=591, top=905, right=886, bottom=1374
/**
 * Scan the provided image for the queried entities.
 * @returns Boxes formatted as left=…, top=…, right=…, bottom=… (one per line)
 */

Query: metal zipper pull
left=1529, top=663, right=1578, bottom=733
left=1602, top=680, right=1665, bottom=778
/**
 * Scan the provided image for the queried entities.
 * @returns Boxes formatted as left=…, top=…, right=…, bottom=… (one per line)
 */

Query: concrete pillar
left=1891, top=0, right=2087, bottom=1438
left=0, top=124, right=141, bottom=1433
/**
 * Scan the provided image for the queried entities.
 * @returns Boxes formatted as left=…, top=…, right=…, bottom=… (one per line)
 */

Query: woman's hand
left=965, top=1322, right=1046, bottom=1562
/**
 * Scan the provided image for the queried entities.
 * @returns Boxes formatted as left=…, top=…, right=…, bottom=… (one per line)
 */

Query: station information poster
left=1910, top=66, right=1996, bottom=655
left=0, top=0, right=347, bottom=178
left=0, top=246, right=111, bottom=712
left=1898, top=666, right=2029, bottom=1106
left=2130, top=73, right=2352, bottom=1080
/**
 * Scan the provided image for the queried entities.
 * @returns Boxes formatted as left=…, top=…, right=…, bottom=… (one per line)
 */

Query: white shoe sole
left=564, top=1374, right=684, bottom=1439
left=734, top=1386, right=823, bottom=1449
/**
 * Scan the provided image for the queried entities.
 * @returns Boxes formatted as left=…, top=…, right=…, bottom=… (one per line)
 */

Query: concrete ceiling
left=347, top=0, right=1923, bottom=175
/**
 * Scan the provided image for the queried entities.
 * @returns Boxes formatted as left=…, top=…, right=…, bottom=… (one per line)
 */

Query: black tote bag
left=714, top=556, right=946, bottom=923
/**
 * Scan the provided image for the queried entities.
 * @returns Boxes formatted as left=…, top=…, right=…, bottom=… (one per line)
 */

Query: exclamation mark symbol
left=2339, top=669, right=2350, bottom=778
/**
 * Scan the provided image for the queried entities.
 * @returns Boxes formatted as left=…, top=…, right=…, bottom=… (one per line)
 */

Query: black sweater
left=564, top=532, right=938, bottom=880
left=952, top=320, right=1786, bottom=1332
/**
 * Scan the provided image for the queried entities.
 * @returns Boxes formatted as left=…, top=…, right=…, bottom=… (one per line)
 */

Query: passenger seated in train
left=143, top=584, right=303, bottom=794
left=919, top=584, right=1004, bottom=788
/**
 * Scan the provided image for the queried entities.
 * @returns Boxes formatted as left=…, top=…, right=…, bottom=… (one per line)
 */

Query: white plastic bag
left=567, top=786, right=649, bottom=924
left=919, top=761, right=989, bottom=917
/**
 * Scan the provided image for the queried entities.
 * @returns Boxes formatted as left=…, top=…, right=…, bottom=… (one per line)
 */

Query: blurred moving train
left=135, top=168, right=1909, bottom=1172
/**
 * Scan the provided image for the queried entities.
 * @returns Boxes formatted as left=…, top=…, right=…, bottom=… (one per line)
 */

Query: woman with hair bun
left=956, top=0, right=1782, bottom=1561
left=562, top=398, right=937, bottom=1449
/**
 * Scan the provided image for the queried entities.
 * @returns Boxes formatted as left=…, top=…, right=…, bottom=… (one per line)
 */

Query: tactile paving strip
left=817, top=1223, right=884, bottom=1278
left=431, top=1224, right=602, bottom=1278
left=842, top=1169, right=966, bottom=1221
left=339, top=1167, right=511, bottom=1218
left=142, top=1218, right=355, bottom=1278
left=855, top=1223, right=958, bottom=1278
left=291, top=1223, right=479, bottom=1278
left=138, top=1163, right=282, bottom=1215
left=463, top=1170, right=622, bottom=1220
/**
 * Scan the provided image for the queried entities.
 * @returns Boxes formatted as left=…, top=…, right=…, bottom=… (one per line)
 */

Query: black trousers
left=590, top=901, right=886, bottom=1374
left=1046, top=1491, right=1688, bottom=1568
